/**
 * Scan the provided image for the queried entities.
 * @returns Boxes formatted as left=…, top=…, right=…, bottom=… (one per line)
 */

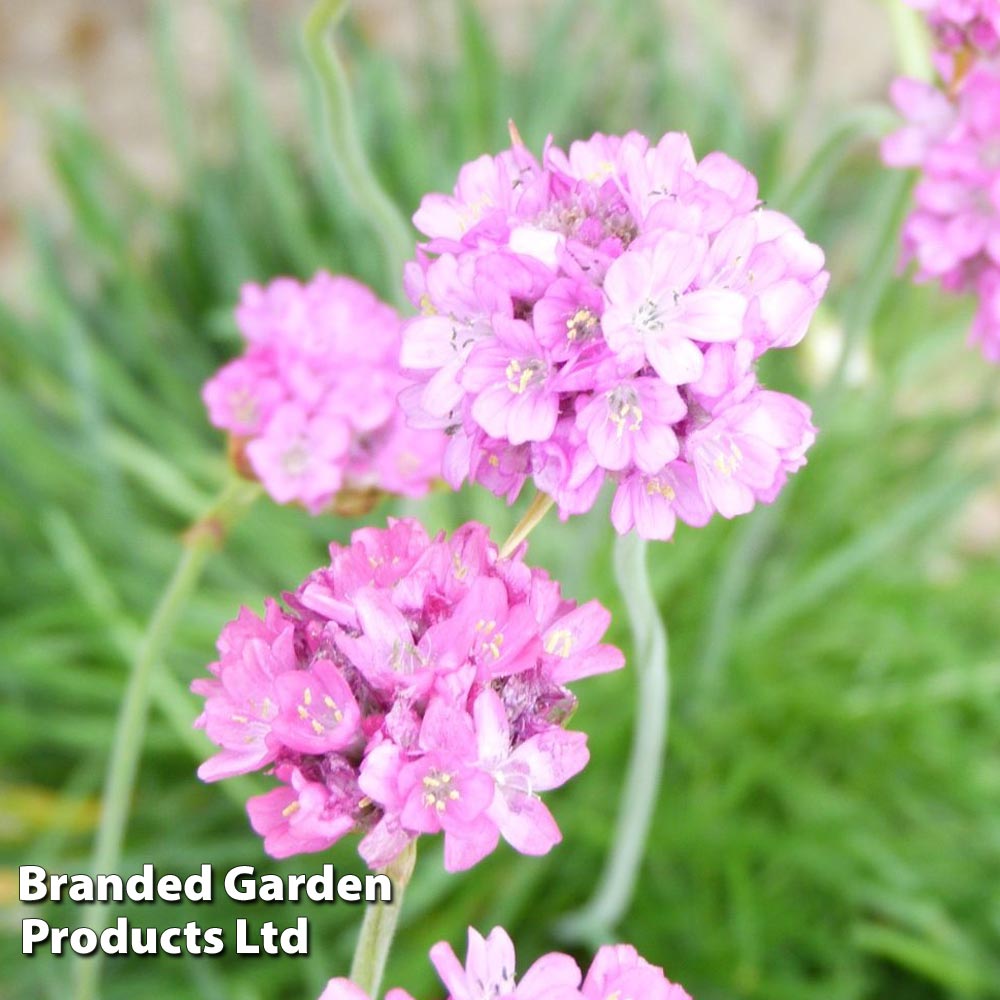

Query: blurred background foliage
left=2, top=1, right=999, bottom=999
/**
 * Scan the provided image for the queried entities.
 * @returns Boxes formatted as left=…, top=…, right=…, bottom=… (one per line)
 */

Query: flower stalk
left=304, top=0, right=413, bottom=298
left=348, top=840, right=418, bottom=998
left=557, top=533, right=669, bottom=946
left=74, top=477, right=260, bottom=1000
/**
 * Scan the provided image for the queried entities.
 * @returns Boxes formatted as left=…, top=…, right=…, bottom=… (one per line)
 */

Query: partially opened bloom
left=317, top=926, right=693, bottom=1000
left=203, top=273, right=446, bottom=513
left=193, top=518, right=622, bottom=872
left=884, top=2, right=1000, bottom=359
left=400, top=130, right=826, bottom=540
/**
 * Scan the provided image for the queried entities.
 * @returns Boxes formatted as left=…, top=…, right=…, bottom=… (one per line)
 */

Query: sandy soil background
left=0, top=0, right=898, bottom=299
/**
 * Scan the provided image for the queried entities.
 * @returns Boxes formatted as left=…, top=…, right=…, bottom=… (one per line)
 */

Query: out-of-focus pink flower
left=884, top=3, right=1000, bottom=359
left=194, top=519, right=622, bottom=872
left=203, top=273, right=446, bottom=513
left=906, top=0, right=1000, bottom=56
left=400, top=131, right=827, bottom=540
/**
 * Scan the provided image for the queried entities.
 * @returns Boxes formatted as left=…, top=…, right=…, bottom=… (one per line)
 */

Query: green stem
left=74, top=478, right=259, bottom=1000
left=348, top=840, right=418, bottom=997
left=556, top=534, right=669, bottom=946
left=304, top=0, right=413, bottom=299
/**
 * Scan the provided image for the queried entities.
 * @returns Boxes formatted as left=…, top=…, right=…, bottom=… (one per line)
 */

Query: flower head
left=884, top=4, right=1000, bottom=360
left=401, top=131, right=826, bottom=540
left=318, top=981, right=414, bottom=1000
left=203, top=273, right=446, bottom=513
left=317, top=927, right=693, bottom=1000
left=194, top=519, right=622, bottom=871
left=429, top=926, right=582, bottom=1000
left=905, top=0, right=1000, bottom=57
left=580, top=945, right=692, bottom=1000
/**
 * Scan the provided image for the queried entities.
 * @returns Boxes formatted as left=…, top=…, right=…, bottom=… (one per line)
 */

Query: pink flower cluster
left=906, top=0, right=1000, bottom=55
left=193, top=518, right=623, bottom=872
left=400, top=130, right=827, bottom=540
left=320, top=926, right=692, bottom=1000
left=884, top=3, right=1000, bottom=360
left=203, top=273, right=446, bottom=513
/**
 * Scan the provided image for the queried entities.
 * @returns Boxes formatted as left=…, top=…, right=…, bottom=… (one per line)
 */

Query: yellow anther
left=457, top=195, right=493, bottom=230
left=505, top=359, right=544, bottom=395
left=297, top=705, right=309, bottom=719
left=488, top=454, right=500, bottom=467
left=303, top=688, right=312, bottom=706
left=607, top=387, right=643, bottom=439
left=586, top=160, right=615, bottom=182
left=566, top=307, right=599, bottom=342
left=323, top=695, right=336, bottom=709
left=419, top=293, right=437, bottom=316
left=311, top=720, right=325, bottom=735
left=282, top=801, right=300, bottom=818
left=544, top=629, right=574, bottom=658
left=645, top=478, right=677, bottom=500
left=713, top=443, right=743, bottom=477
left=231, top=713, right=249, bottom=724
left=422, top=769, right=456, bottom=813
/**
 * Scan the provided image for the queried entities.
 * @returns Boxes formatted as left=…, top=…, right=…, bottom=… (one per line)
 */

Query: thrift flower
left=319, top=982, right=414, bottom=1000
left=317, top=926, right=693, bottom=1000
left=203, top=273, right=446, bottom=513
left=401, top=130, right=827, bottom=540
left=193, top=519, right=623, bottom=872
left=429, top=926, right=582, bottom=1000
left=581, top=945, right=692, bottom=1000
left=906, top=0, right=1000, bottom=56
left=884, top=2, right=1000, bottom=359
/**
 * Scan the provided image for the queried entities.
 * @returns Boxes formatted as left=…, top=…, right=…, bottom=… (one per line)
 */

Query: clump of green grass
left=2, top=2, right=999, bottom=999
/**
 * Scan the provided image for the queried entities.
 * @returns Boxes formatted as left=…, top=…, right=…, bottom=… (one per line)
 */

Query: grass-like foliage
left=2, top=1, right=999, bottom=998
